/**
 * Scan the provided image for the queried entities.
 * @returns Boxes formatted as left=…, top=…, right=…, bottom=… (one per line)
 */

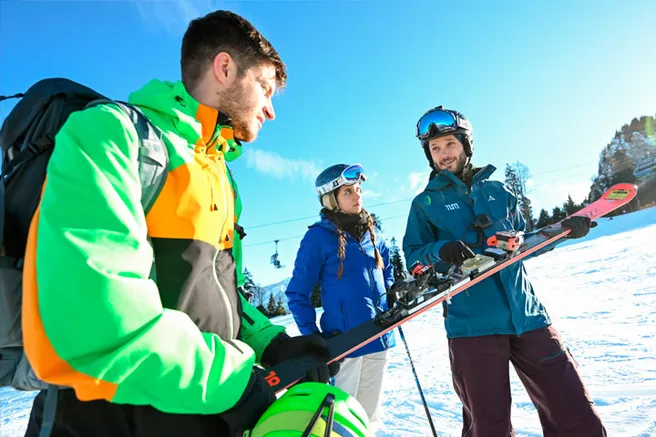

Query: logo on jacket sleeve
left=489, top=195, right=496, bottom=201
left=445, top=203, right=460, bottom=211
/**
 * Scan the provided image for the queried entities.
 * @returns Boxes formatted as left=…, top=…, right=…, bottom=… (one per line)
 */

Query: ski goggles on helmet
left=416, top=106, right=471, bottom=141
left=316, top=164, right=367, bottom=196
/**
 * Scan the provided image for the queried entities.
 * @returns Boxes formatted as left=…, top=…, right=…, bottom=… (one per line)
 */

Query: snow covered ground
left=373, top=209, right=656, bottom=437
left=2, top=207, right=655, bottom=436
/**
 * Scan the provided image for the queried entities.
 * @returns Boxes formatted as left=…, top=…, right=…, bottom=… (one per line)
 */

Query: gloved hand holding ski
left=439, top=241, right=475, bottom=266
left=561, top=216, right=598, bottom=238
left=261, top=333, right=338, bottom=383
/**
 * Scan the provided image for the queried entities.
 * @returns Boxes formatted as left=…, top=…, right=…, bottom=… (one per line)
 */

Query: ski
left=264, top=183, right=638, bottom=393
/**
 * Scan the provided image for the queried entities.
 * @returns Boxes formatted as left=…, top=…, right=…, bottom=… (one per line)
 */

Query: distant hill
left=251, top=276, right=292, bottom=310
left=589, top=114, right=656, bottom=207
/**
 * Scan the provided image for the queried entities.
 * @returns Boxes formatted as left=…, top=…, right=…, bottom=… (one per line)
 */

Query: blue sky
left=1, top=0, right=654, bottom=285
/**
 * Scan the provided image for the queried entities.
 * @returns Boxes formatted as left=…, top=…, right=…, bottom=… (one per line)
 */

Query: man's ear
left=212, top=52, right=234, bottom=86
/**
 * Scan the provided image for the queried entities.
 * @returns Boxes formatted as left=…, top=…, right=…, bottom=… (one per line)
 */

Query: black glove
left=234, top=223, right=247, bottom=240
left=439, top=240, right=475, bottom=266
left=562, top=216, right=597, bottom=239
left=261, top=333, right=339, bottom=383
left=220, top=367, right=276, bottom=437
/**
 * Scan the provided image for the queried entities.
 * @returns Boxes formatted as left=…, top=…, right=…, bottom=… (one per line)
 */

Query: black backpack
left=0, top=78, right=169, bottom=435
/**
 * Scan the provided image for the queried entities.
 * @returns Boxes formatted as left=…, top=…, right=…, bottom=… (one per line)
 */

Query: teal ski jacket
left=402, top=165, right=557, bottom=338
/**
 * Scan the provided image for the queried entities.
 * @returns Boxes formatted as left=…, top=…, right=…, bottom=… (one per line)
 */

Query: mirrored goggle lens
left=342, top=164, right=367, bottom=183
left=417, top=109, right=457, bottom=139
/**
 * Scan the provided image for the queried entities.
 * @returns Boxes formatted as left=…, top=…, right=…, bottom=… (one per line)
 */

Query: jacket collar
left=128, top=79, right=238, bottom=155
left=426, top=164, right=496, bottom=192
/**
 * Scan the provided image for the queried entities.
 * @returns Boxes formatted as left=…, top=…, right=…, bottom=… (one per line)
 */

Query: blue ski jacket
left=402, top=165, right=558, bottom=338
left=285, top=214, right=396, bottom=358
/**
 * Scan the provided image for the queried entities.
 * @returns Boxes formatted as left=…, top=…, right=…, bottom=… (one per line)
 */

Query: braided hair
left=324, top=208, right=384, bottom=280
left=365, top=210, right=385, bottom=272
left=336, top=228, right=347, bottom=279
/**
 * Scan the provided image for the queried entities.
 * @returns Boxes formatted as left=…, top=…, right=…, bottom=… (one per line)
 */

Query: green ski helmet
left=245, top=382, right=370, bottom=437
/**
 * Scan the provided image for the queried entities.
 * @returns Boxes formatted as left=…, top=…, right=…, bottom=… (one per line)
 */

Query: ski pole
left=398, top=326, right=438, bottom=437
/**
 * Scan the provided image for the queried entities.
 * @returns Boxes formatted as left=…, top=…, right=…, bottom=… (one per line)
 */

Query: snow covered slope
left=375, top=206, right=656, bottom=436
left=2, top=207, right=655, bottom=436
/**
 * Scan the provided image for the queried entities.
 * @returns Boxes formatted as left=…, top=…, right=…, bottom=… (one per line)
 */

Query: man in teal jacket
left=402, top=106, right=606, bottom=437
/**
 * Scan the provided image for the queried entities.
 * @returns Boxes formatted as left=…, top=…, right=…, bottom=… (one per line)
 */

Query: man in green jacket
left=23, top=10, right=335, bottom=437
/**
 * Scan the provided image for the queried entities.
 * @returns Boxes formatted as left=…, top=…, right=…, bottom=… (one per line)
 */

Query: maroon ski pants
left=448, top=326, right=606, bottom=437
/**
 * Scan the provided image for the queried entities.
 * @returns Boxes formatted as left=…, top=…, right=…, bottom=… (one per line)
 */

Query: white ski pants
left=332, top=349, right=389, bottom=426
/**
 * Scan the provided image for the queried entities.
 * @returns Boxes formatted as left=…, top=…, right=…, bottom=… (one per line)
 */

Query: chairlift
left=270, top=240, right=284, bottom=269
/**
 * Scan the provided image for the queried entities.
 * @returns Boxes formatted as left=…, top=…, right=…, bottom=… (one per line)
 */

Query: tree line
left=243, top=114, right=655, bottom=315
left=505, top=114, right=655, bottom=228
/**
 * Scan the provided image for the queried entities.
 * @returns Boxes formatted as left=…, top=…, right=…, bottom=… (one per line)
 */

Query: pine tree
left=370, top=213, right=383, bottom=232
left=551, top=206, right=566, bottom=222
left=243, top=268, right=255, bottom=292
left=242, top=268, right=255, bottom=302
left=505, top=162, right=535, bottom=231
left=521, top=197, right=535, bottom=231
left=505, top=164, right=519, bottom=193
left=535, top=209, right=551, bottom=228
left=389, top=237, right=407, bottom=282
left=244, top=268, right=265, bottom=307
left=266, top=293, right=277, bottom=317
left=310, top=283, right=322, bottom=308
left=563, top=194, right=580, bottom=216
left=275, top=296, right=287, bottom=316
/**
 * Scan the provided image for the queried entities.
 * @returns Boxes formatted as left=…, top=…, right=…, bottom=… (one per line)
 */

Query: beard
left=438, top=152, right=468, bottom=175
left=216, top=79, right=257, bottom=142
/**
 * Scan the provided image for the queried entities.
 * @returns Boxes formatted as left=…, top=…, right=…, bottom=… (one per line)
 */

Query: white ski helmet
left=314, top=164, right=367, bottom=211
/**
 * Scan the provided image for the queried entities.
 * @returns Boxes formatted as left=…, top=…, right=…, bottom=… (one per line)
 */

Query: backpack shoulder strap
left=85, top=99, right=169, bottom=214
left=113, top=101, right=169, bottom=215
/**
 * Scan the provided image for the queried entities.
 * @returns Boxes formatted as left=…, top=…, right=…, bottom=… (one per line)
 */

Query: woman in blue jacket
left=285, top=163, right=396, bottom=427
